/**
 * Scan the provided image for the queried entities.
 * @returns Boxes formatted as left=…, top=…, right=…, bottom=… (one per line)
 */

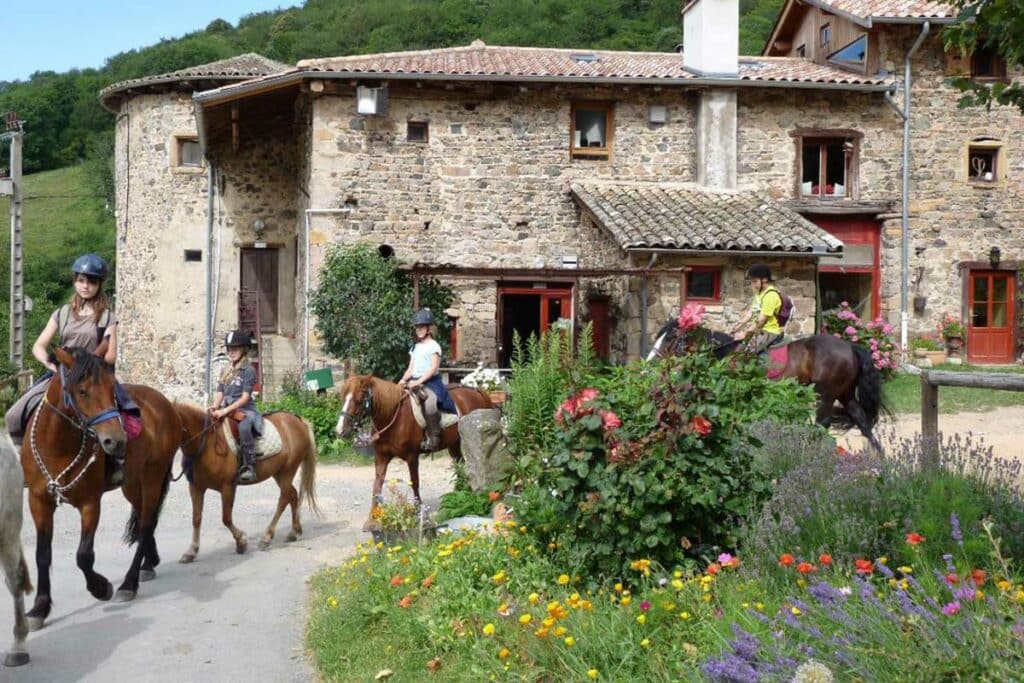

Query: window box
left=570, top=102, right=613, bottom=160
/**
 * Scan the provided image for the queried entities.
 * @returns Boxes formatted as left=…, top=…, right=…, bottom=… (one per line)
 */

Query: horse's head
left=335, top=374, right=374, bottom=438
left=52, top=346, right=126, bottom=456
left=647, top=316, right=682, bottom=360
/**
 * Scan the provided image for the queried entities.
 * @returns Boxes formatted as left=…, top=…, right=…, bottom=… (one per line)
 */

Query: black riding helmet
left=746, top=263, right=773, bottom=282
left=72, top=253, right=109, bottom=280
left=411, top=308, right=435, bottom=326
left=224, top=329, right=252, bottom=349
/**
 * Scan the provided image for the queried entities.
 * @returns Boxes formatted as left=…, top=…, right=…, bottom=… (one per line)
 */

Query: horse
left=333, top=374, right=493, bottom=525
left=174, top=403, right=319, bottom=560
left=20, top=346, right=180, bottom=630
left=648, top=316, right=886, bottom=451
left=0, top=433, right=30, bottom=667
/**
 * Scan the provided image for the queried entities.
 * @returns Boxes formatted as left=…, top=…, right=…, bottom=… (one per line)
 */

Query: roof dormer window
left=571, top=53, right=599, bottom=65
left=827, top=34, right=867, bottom=72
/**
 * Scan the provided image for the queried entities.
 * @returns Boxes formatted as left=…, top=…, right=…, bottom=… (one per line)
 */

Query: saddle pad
left=766, top=345, right=789, bottom=380
left=221, top=417, right=283, bottom=460
left=410, top=399, right=460, bottom=430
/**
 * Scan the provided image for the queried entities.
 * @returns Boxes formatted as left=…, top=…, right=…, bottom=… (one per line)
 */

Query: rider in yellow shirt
left=732, top=264, right=784, bottom=354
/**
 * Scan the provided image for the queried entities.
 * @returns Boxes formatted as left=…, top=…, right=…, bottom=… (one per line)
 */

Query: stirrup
left=237, top=465, right=257, bottom=484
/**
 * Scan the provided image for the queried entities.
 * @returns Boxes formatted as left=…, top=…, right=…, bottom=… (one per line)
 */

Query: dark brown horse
left=649, top=317, right=886, bottom=451
left=20, top=346, right=180, bottom=630
left=333, top=374, right=492, bottom=525
left=174, top=403, right=319, bottom=559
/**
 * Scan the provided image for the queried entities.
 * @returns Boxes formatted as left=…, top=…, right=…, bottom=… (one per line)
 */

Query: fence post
left=920, top=371, right=939, bottom=470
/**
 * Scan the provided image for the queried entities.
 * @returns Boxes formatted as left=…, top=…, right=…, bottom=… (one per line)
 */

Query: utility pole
left=1, top=111, right=25, bottom=372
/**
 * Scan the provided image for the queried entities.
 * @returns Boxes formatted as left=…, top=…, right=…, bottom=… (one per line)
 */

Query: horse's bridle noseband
left=53, top=364, right=122, bottom=440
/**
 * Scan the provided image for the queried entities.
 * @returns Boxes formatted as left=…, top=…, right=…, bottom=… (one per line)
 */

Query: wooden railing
left=920, top=370, right=1024, bottom=468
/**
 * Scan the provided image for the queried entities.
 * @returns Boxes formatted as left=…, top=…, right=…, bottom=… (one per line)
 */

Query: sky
left=2, top=1, right=295, bottom=82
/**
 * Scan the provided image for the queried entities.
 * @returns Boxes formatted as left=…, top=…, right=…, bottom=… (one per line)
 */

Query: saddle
left=409, top=396, right=460, bottom=430
left=221, top=411, right=283, bottom=460
left=19, top=392, right=142, bottom=440
left=766, top=345, right=789, bottom=380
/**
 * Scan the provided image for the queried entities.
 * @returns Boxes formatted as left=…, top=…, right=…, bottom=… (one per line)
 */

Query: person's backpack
left=775, top=290, right=796, bottom=329
left=57, top=304, right=112, bottom=345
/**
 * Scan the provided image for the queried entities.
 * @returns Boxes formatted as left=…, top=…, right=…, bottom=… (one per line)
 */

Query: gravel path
left=0, top=453, right=455, bottom=682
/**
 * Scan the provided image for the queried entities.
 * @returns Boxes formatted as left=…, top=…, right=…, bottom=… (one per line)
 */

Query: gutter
left=627, top=247, right=843, bottom=259
left=205, top=162, right=216, bottom=403
left=900, top=22, right=931, bottom=357
left=303, top=208, right=353, bottom=371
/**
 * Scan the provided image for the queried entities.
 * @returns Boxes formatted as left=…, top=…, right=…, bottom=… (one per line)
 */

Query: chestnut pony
left=174, top=403, right=319, bottom=560
left=649, top=318, right=886, bottom=452
left=20, top=346, right=179, bottom=630
left=334, top=374, right=492, bottom=524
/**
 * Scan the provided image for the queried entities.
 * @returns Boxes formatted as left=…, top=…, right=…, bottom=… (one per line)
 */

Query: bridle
left=346, top=384, right=406, bottom=442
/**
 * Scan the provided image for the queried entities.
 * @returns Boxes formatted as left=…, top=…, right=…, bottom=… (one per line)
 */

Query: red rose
left=690, top=415, right=712, bottom=437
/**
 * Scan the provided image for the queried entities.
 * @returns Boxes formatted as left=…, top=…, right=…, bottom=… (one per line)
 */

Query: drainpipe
left=639, top=252, right=659, bottom=357
left=899, top=21, right=930, bottom=358
left=303, top=208, right=353, bottom=371
left=205, top=163, right=216, bottom=403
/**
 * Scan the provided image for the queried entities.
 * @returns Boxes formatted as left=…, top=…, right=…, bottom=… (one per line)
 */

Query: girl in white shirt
left=398, top=308, right=455, bottom=450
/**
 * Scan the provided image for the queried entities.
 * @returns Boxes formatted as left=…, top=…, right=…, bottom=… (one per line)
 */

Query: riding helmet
left=746, top=263, right=773, bottom=282
left=411, top=308, right=435, bottom=326
left=72, top=253, right=109, bottom=280
left=224, top=329, right=252, bottom=349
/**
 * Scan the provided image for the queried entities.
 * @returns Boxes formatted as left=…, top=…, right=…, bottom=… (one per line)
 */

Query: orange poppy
left=779, top=553, right=795, bottom=567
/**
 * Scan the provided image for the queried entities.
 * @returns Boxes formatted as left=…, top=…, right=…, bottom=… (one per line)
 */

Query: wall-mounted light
left=253, top=219, right=266, bottom=239
left=989, top=245, right=1001, bottom=268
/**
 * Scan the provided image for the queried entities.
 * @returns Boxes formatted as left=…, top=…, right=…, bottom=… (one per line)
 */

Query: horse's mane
left=369, top=376, right=407, bottom=420
left=63, top=347, right=108, bottom=386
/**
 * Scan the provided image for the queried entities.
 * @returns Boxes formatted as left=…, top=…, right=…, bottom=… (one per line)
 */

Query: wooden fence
left=920, top=370, right=1024, bottom=467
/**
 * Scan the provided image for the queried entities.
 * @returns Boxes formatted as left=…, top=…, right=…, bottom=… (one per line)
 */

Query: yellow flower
left=1015, top=590, right=1024, bottom=604
left=548, top=542, right=558, bottom=550
left=679, top=611, right=691, bottom=620
left=564, top=636, right=576, bottom=647
left=797, top=579, right=807, bottom=588
left=636, top=614, right=646, bottom=625
left=528, top=592, right=540, bottom=605
left=621, top=595, right=632, bottom=606
left=997, top=580, right=1012, bottom=592
left=622, top=589, right=631, bottom=597
left=888, top=578, right=897, bottom=588
left=534, top=627, right=549, bottom=638
left=552, top=626, right=567, bottom=637
left=542, top=617, right=555, bottom=628
left=519, top=614, right=532, bottom=625
left=674, top=570, right=683, bottom=579
left=755, top=602, right=765, bottom=611
left=326, top=596, right=338, bottom=609
left=558, top=574, right=570, bottom=586
left=741, top=602, right=749, bottom=609
left=661, top=601, right=675, bottom=612
left=482, top=623, right=495, bottom=636
left=587, top=669, right=599, bottom=680
left=877, top=556, right=888, bottom=565
left=640, top=638, right=651, bottom=648
left=976, top=590, right=985, bottom=600
left=498, top=648, right=510, bottom=660
left=630, top=559, right=652, bottom=576
left=898, top=566, right=913, bottom=575
left=492, top=570, right=506, bottom=584
left=614, top=582, right=623, bottom=593
left=790, top=606, right=802, bottom=616
left=497, top=602, right=510, bottom=616
left=672, top=579, right=684, bottom=591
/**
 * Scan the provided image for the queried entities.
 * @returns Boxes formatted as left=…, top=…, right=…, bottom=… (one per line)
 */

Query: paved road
left=0, top=453, right=454, bottom=682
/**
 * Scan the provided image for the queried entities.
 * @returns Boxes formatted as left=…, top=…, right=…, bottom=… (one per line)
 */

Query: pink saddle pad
left=766, top=346, right=788, bottom=380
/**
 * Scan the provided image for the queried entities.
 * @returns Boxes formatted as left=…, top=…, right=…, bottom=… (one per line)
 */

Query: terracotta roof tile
left=570, top=181, right=844, bottom=254
left=101, top=53, right=289, bottom=100
left=816, top=0, right=955, bottom=19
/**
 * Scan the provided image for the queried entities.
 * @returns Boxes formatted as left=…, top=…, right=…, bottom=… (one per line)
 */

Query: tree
left=945, top=0, right=1024, bottom=112
left=310, top=244, right=454, bottom=379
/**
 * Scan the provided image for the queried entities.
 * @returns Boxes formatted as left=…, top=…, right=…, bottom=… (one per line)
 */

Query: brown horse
left=649, top=318, right=886, bottom=451
left=174, top=403, right=319, bottom=560
left=20, top=347, right=180, bottom=630
left=333, top=374, right=492, bottom=523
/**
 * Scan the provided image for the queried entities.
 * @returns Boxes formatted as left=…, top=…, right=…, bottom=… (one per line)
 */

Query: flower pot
left=913, top=348, right=928, bottom=359
left=945, top=336, right=964, bottom=358
left=924, top=350, right=946, bottom=366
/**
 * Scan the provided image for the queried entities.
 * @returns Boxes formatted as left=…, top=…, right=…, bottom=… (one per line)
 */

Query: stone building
left=100, top=0, right=1023, bottom=399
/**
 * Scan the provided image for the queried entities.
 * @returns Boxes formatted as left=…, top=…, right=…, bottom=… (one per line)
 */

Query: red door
left=812, top=216, right=881, bottom=319
left=497, top=286, right=573, bottom=366
left=968, top=270, right=1015, bottom=363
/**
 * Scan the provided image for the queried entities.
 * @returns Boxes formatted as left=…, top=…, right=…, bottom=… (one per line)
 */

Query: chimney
left=682, top=0, right=738, bottom=77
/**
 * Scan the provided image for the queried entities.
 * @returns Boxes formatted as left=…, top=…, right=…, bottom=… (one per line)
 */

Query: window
left=796, top=44, right=806, bottom=58
left=183, top=249, right=202, bottom=262
left=798, top=137, right=856, bottom=198
left=686, top=267, right=721, bottom=302
left=968, top=145, right=999, bottom=183
left=570, top=102, right=613, bottom=159
left=175, top=137, right=202, bottom=168
left=827, top=34, right=867, bottom=71
left=407, top=121, right=428, bottom=143
left=820, top=23, right=831, bottom=48
left=971, top=45, right=1007, bottom=80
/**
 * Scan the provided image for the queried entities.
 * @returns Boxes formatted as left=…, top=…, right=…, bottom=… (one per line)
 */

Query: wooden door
left=967, top=270, right=1015, bottom=363
left=240, top=248, right=279, bottom=332
left=588, top=298, right=610, bottom=360
left=497, top=285, right=573, bottom=366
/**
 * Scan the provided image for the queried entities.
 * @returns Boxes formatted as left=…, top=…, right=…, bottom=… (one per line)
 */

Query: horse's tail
left=298, top=418, right=321, bottom=518
left=851, top=343, right=884, bottom=428
left=123, top=463, right=172, bottom=546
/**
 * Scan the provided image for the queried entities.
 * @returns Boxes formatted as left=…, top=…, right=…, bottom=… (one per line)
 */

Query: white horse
left=0, top=432, right=30, bottom=666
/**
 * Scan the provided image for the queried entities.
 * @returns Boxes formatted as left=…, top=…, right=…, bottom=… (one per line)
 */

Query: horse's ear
left=94, top=338, right=109, bottom=360
left=54, top=347, right=74, bottom=368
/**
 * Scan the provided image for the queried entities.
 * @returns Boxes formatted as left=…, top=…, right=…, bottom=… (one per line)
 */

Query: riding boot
left=8, top=432, right=22, bottom=451
left=237, top=446, right=257, bottom=485
left=421, top=405, right=442, bottom=452
left=106, top=455, right=125, bottom=490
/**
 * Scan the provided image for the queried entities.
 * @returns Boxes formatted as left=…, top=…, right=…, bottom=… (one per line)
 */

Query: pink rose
left=677, top=303, right=706, bottom=332
left=844, top=326, right=857, bottom=336
left=600, top=410, right=621, bottom=431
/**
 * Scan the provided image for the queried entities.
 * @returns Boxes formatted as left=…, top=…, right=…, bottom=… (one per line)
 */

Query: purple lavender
left=729, top=624, right=761, bottom=662
left=950, top=512, right=963, bottom=546
left=701, top=653, right=760, bottom=683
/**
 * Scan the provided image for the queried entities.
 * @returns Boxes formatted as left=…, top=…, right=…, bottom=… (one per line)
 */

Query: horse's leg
left=220, top=485, right=248, bottom=554
left=180, top=483, right=205, bottom=563
left=286, top=478, right=303, bottom=542
left=407, top=455, right=421, bottom=506
left=843, top=396, right=883, bottom=454
left=259, top=475, right=294, bottom=550
left=77, top=499, right=115, bottom=602
left=364, top=455, right=390, bottom=532
left=25, top=493, right=54, bottom=631
left=814, top=386, right=834, bottom=429
left=1, top=548, right=29, bottom=666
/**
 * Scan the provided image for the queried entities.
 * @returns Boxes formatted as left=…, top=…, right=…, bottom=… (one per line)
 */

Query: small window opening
left=820, top=23, right=832, bottom=48
left=796, top=44, right=806, bottom=58
left=571, top=102, right=613, bottom=159
left=184, top=249, right=202, bottom=262
left=407, top=121, right=428, bottom=143
left=571, top=52, right=600, bottom=64
left=686, top=267, right=721, bottom=302
left=971, top=45, right=1006, bottom=80
left=176, top=137, right=202, bottom=168
left=801, top=138, right=854, bottom=197
left=968, top=147, right=998, bottom=182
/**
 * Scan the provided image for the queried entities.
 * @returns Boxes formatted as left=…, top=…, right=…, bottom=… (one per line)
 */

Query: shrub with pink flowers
left=821, top=302, right=900, bottom=380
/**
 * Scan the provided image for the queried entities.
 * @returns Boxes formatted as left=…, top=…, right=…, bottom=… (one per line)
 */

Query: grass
left=885, top=363, right=1024, bottom=413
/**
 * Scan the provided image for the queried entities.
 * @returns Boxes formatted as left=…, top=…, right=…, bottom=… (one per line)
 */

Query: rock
left=458, top=408, right=512, bottom=492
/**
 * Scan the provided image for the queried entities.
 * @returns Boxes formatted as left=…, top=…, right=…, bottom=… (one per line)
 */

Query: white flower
left=791, top=660, right=834, bottom=683
left=461, top=365, right=504, bottom=391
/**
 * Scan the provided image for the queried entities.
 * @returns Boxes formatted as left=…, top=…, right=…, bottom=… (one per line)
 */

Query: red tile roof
left=814, top=0, right=956, bottom=19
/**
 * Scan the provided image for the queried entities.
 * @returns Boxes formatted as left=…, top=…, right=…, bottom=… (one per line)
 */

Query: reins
left=360, top=386, right=409, bottom=441
left=174, top=411, right=217, bottom=482
left=31, top=395, right=101, bottom=505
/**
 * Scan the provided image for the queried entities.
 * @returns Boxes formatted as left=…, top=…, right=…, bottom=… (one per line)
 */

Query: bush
left=257, top=383, right=342, bottom=454
left=911, top=335, right=943, bottom=351
left=821, top=301, right=899, bottom=379
left=309, top=243, right=453, bottom=379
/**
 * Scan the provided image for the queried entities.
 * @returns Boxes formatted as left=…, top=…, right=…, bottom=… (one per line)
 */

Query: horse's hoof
left=4, top=651, right=29, bottom=667
left=26, top=617, right=45, bottom=632
left=92, top=581, right=114, bottom=602
left=140, top=569, right=157, bottom=582
left=112, top=589, right=137, bottom=603
left=258, top=538, right=271, bottom=551
left=285, top=532, right=299, bottom=543
left=236, top=538, right=248, bottom=555
left=179, top=553, right=196, bottom=564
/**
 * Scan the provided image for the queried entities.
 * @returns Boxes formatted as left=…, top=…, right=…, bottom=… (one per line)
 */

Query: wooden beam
left=920, top=372, right=939, bottom=469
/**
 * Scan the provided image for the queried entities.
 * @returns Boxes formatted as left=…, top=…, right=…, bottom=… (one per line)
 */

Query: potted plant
left=937, top=313, right=966, bottom=358
left=368, top=481, right=436, bottom=546
left=460, top=363, right=507, bottom=404
left=910, top=336, right=941, bottom=359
